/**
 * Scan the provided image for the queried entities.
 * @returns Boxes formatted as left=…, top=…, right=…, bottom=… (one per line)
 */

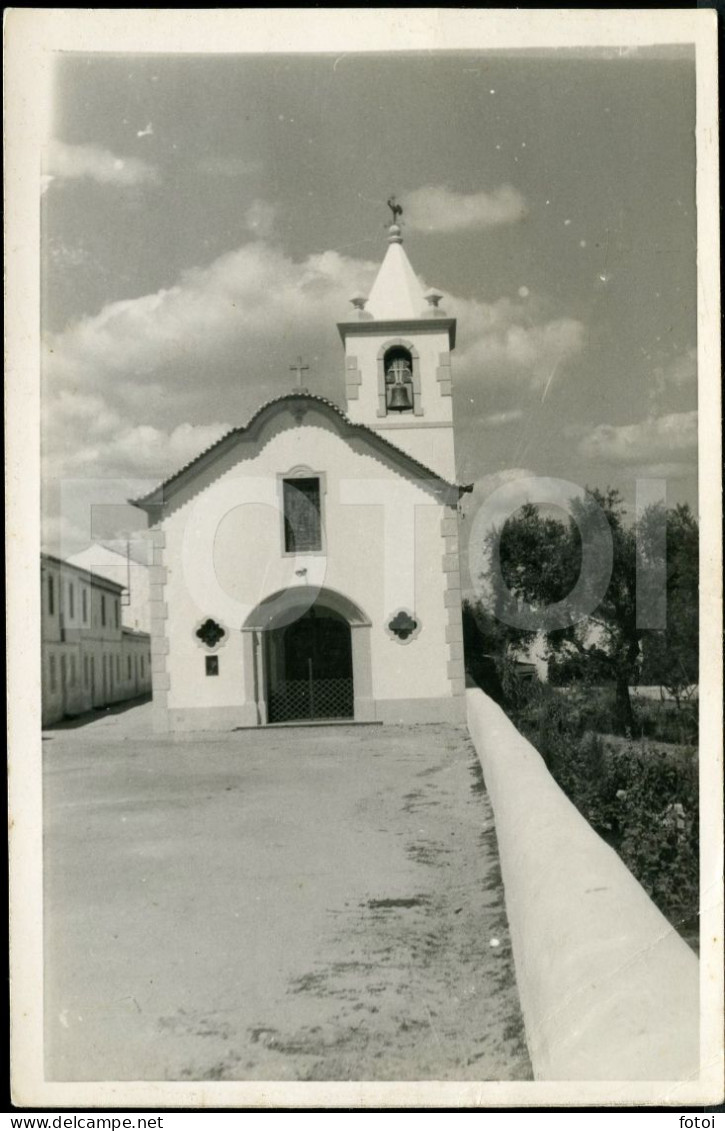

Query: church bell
left=388, top=382, right=413, bottom=412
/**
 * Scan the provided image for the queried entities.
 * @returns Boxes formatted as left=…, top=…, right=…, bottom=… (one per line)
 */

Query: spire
left=365, top=224, right=427, bottom=320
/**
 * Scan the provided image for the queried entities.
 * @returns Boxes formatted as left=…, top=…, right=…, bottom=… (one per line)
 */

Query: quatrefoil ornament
left=195, top=618, right=227, bottom=650
left=387, top=609, right=421, bottom=644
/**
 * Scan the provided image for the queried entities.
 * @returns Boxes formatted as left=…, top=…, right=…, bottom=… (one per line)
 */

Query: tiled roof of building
left=121, top=626, right=152, bottom=640
left=40, top=552, right=126, bottom=593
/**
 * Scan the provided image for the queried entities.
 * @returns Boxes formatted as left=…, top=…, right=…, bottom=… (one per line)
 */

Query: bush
left=506, top=680, right=699, bottom=948
left=511, top=678, right=698, bottom=744
left=633, top=695, right=698, bottom=745
left=466, top=654, right=506, bottom=705
left=613, top=743, right=698, bottom=938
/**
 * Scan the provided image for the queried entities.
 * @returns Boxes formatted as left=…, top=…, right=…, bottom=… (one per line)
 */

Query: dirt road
left=44, top=704, right=531, bottom=1081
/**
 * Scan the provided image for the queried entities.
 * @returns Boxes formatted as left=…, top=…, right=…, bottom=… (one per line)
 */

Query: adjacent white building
left=133, top=222, right=470, bottom=733
left=41, top=553, right=152, bottom=726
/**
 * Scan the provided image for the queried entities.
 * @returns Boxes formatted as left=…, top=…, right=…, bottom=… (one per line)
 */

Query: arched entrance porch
left=241, top=587, right=373, bottom=725
left=266, top=606, right=353, bottom=722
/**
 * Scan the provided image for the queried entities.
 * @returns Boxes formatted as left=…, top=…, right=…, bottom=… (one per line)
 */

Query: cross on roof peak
left=290, top=355, right=310, bottom=392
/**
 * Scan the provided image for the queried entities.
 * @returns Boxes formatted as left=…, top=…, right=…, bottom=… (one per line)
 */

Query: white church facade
left=133, top=221, right=470, bottom=733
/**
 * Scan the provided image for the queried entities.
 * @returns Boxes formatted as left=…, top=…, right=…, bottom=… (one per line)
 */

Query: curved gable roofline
left=130, top=393, right=471, bottom=513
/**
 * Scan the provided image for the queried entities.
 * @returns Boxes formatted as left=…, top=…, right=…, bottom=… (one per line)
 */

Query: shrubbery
left=502, top=678, right=699, bottom=950
left=630, top=693, right=698, bottom=745
left=462, top=487, right=700, bottom=948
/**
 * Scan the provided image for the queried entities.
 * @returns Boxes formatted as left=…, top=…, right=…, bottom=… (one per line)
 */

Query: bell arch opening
left=384, top=347, right=414, bottom=414
left=376, top=338, right=422, bottom=418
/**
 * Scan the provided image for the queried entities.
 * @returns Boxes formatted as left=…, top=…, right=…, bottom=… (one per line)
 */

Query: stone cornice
left=337, top=317, right=456, bottom=349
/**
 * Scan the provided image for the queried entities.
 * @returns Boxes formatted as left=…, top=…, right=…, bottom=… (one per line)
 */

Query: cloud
left=83, top=421, right=232, bottom=479
left=44, top=140, right=159, bottom=188
left=405, top=184, right=527, bottom=232
left=576, top=411, right=697, bottom=463
left=42, top=242, right=378, bottom=494
left=453, top=292, right=586, bottom=391
left=42, top=390, right=121, bottom=449
left=44, top=243, right=377, bottom=396
left=45, top=414, right=231, bottom=482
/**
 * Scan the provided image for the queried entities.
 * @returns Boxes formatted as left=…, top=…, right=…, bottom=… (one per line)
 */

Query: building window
left=127, top=655, right=132, bottom=679
left=140, top=656, right=145, bottom=677
left=116, top=654, right=121, bottom=680
left=82, top=589, right=88, bottom=624
left=101, top=595, right=106, bottom=627
left=283, top=477, right=322, bottom=552
left=115, top=600, right=120, bottom=629
left=205, top=655, right=219, bottom=677
left=68, top=583, right=74, bottom=619
left=70, top=655, right=76, bottom=686
left=48, top=575, right=54, bottom=616
left=384, top=347, right=414, bottom=413
left=49, top=654, right=57, bottom=692
left=84, top=655, right=89, bottom=687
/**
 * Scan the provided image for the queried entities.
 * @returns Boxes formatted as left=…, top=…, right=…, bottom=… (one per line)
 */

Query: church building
left=133, top=218, right=471, bottom=733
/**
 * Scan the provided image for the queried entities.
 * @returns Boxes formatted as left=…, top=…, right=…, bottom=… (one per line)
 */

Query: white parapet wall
left=466, top=687, right=699, bottom=1082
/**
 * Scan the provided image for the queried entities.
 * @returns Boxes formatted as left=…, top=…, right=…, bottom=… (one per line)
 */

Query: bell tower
left=337, top=210, right=457, bottom=482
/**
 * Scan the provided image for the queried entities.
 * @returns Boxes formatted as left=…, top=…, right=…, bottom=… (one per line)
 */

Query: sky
left=41, top=47, right=698, bottom=585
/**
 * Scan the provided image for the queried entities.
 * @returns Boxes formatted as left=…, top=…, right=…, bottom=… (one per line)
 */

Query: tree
left=639, top=503, right=699, bottom=707
left=461, top=597, right=529, bottom=703
left=480, top=489, right=699, bottom=735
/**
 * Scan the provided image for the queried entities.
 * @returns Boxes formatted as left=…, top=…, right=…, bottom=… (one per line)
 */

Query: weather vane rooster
left=387, top=195, right=403, bottom=224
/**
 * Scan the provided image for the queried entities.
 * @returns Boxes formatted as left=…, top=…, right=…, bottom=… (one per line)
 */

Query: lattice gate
left=267, top=677, right=354, bottom=723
